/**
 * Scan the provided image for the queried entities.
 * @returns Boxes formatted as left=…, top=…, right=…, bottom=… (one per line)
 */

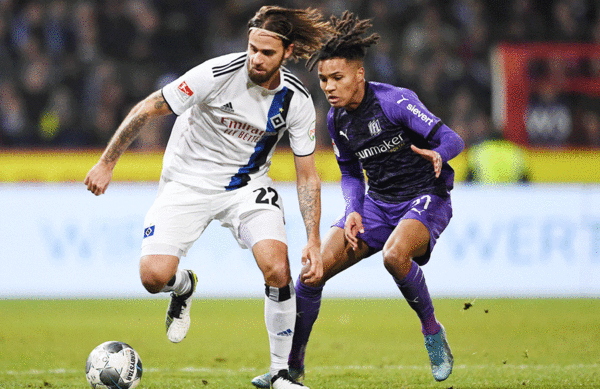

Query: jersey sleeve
left=381, top=87, right=442, bottom=140
left=161, top=61, right=216, bottom=116
left=287, top=94, right=317, bottom=156
left=327, top=108, right=365, bottom=215
left=378, top=85, right=465, bottom=162
left=340, top=159, right=365, bottom=217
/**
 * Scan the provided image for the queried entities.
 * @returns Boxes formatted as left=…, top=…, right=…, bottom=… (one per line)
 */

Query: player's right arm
left=84, top=91, right=172, bottom=196
left=327, top=109, right=366, bottom=249
left=344, top=211, right=364, bottom=250
left=340, top=161, right=365, bottom=250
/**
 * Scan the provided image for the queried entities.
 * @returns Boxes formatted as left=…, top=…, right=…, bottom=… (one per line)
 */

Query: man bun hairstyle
left=307, top=11, right=380, bottom=71
left=248, top=6, right=333, bottom=62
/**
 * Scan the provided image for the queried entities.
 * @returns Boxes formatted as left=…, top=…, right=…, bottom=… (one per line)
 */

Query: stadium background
left=1, top=0, right=599, bottom=298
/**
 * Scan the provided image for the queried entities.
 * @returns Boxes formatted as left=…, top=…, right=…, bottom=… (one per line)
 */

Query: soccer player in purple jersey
left=252, top=12, right=464, bottom=387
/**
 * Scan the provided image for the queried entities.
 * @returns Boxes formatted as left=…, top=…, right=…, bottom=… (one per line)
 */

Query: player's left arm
left=294, top=153, right=322, bottom=284
left=339, top=160, right=365, bottom=249
left=286, top=95, right=323, bottom=282
left=411, top=123, right=465, bottom=178
left=386, top=88, right=465, bottom=177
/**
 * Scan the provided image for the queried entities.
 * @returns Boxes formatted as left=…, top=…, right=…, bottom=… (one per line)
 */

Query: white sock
left=264, top=281, right=296, bottom=377
left=160, top=269, right=192, bottom=295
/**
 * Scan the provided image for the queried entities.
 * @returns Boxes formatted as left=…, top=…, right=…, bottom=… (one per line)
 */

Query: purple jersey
left=328, top=82, right=458, bottom=202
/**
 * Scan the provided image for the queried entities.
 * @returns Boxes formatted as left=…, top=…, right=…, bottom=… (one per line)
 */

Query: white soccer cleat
left=270, top=369, right=308, bottom=389
left=165, top=270, right=197, bottom=343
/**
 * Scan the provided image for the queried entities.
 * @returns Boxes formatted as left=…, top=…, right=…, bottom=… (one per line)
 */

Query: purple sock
left=288, top=278, right=323, bottom=369
left=394, top=261, right=441, bottom=336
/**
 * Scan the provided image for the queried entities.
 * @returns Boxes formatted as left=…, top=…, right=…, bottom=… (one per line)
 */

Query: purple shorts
left=333, top=193, right=452, bottom=266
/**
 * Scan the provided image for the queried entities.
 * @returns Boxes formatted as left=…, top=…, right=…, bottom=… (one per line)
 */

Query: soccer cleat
left=270, top=369, right=308, bottom=389
left=424, top=324, right=454, bottom=381
left=251, top=367, right=304, bottom=389
left=165, top=270, right=197, bottom=343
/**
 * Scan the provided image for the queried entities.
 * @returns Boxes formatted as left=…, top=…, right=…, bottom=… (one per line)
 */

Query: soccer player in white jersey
left=84, top=6, right=332, bottom=389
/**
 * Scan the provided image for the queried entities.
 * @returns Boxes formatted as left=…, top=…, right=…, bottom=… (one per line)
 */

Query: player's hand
left=344, top=211, right=364, bottom=251
left=84, top=160, right=114, bottom=196
left=411, top=145, right=442, bottom=178
left=300, top=240, right=323, bottom=286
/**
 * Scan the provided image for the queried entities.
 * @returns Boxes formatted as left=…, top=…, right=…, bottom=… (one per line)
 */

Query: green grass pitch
left=1, top=298, right=598, bottom=388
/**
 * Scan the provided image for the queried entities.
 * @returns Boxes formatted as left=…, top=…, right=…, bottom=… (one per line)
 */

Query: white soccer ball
left=85, top=341, right=143, bottom=389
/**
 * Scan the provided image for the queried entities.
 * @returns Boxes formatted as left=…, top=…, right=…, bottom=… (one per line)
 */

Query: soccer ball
left=85, top=341, right=143, bottom=389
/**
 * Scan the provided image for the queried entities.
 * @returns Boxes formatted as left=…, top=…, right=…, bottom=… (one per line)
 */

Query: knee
left=140, top=269, right=169, bottom=294
left=382, top=244, right=411, bottom=276
left=262, top=260, right=291, bottom=288
left=139, top=257, right=176, bottom=294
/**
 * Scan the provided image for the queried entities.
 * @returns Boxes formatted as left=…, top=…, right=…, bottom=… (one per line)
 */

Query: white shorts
left=141, top=177, right=287, bottom=258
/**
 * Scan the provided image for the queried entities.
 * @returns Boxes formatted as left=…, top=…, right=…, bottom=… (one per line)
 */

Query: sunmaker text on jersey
left=355, top=134, right=406, bottom=159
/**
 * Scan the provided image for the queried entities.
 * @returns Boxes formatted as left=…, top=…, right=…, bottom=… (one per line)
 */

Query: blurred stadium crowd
left=0, top=0, right=599, bottom=150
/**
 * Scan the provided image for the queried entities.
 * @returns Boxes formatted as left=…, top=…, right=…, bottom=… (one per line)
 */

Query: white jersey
left=161, top=52, right=317, bottom=191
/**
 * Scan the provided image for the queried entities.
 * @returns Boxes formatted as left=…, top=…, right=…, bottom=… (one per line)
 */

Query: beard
left=248, top=56, right=285, bottom=85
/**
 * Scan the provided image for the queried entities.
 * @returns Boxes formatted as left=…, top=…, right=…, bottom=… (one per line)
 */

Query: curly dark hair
left=248, top=6, right=333, bottom=62
left=306, top=11, right=380, bottom=71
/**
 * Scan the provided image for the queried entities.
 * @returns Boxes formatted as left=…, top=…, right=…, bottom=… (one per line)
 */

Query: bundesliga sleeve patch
left=177, top=81, right=194, bottom=101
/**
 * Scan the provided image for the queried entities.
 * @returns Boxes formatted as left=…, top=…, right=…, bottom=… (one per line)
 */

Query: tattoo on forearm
left=103, top=112, right=149, bottom=163
left=298, top=184, right=320, bottom=237
left=153, top=94, right=166, bottom=110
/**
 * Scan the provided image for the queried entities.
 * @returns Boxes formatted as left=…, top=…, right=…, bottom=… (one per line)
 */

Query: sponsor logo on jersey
left=221, top=117, right=276, bottom=143
left=143, top=225, right=155, bottom=238
left=221, top=117, right=265, bottom=133
left=177, top=81, right=193, bottom=101
left=355, top=134, right=405, bottom=159
left=220, top=102, right=234, bottom=113
left=368, top=119, right=382, bottom=136
left=406, top=103, right=434, bottom=126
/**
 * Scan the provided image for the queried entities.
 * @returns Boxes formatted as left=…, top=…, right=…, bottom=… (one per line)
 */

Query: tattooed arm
left=84, top=91, right=172, bottom=196
left=294, top=154, right=323, bottom=284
